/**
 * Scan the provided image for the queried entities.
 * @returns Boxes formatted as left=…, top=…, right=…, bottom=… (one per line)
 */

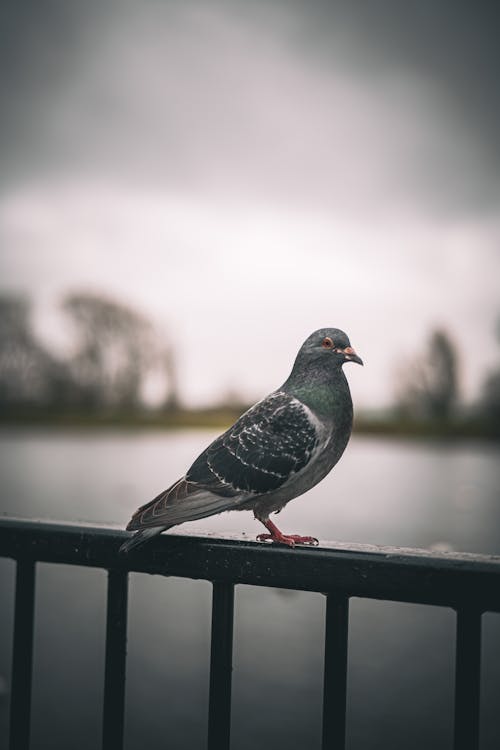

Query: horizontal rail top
left=1, top=518, right=500, bottom=610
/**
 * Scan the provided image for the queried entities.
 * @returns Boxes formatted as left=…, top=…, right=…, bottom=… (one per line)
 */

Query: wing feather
left=187, top=392, right=319, bottom=494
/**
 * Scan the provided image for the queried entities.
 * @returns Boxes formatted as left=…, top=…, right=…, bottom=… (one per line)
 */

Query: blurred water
left=0, top=429, right=499, bottom=750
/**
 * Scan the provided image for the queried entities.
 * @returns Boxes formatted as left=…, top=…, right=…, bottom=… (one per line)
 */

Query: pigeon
left=120, top=328, right=363, bottom=553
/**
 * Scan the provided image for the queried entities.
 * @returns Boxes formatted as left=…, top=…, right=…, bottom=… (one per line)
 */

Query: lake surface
left=0, top=429, right=499, bottom=749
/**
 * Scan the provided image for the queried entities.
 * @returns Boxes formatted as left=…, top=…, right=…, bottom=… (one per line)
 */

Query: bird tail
left=119, top=527, right=167, bottom=555
left=126, top=478, right=240, bottom=530
left=120, top=477, right=244, bottom=555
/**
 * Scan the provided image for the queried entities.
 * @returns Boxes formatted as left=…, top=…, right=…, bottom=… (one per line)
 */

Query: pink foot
left=257, top=532, right=319, bottom=547
left=256, top=519, right=318, bottom=546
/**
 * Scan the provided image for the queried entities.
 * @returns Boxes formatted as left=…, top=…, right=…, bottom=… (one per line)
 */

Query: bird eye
left=322, top=337, right=334, bottom=349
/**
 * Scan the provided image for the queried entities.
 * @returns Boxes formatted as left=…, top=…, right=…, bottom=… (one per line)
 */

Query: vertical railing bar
left=102, top=569, right=129, bottom=750
left=9, top=559, right=36, bottom=750
left=322, top=593, right=349, bottom=750
left=453, top=606, right=482, bottom=750
left=207, top=581, right=235, bottom=750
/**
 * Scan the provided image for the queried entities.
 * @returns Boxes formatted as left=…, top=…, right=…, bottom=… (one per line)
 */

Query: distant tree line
left=0, top=291, right=178, bottom=412
left=0, top=291, right=499, bottom=433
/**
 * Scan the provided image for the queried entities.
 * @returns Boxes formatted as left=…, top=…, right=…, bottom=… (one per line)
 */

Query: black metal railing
left=1, top=517, right=500, bottom=750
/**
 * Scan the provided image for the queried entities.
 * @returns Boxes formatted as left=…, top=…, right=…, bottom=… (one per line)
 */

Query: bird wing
left=188, top=391, right=321, bottom=493
left=127, top=391, right=320, bottom=530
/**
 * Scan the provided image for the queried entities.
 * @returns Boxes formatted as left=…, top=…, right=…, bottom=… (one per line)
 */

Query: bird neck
left=282, top=366, right=353, bottom=423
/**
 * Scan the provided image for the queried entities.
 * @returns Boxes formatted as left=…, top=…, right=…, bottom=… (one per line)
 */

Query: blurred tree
left=0, top=294, right=71, bottom=408
left=396, top=329, right=460, bottom=421
left=478, top=317, right=500, bottom=426
left=62, top=291, right=177, bottom=410
left=161, top=344, right=179, bottom=410
left=480, top=371, right=500, bottom=422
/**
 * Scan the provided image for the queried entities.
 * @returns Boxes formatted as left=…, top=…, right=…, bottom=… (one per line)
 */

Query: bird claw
left=256, top=532, right=319, bottom=547
left=287, top=535, right=319, bottom=546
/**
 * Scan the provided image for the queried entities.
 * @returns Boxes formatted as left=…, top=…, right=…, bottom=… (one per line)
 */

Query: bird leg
left=256, top=518, right=319, bottom=547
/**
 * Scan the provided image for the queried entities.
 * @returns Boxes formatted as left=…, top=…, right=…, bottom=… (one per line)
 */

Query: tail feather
left=121, top=477, right=247, bottom=554
left=119, top=527, right=166, bottom=555
left=127, top=478, right=241, bottom=531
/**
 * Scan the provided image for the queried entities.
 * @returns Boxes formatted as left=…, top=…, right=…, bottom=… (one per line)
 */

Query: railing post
left=102, top=569, right=129, bottom=750
left=9, top=559, right=36, bottom=750
left=453, top=607, right=482, bottom=750
left=207, top=581, right=235, bottom=750
left=322, top=593, right=349, bottom=750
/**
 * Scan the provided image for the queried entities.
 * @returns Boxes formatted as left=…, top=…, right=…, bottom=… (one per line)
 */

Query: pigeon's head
left=298, top=328, right=363, bottom=369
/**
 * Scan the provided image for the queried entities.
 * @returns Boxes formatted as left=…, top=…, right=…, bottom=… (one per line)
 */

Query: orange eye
left=322, top=337, right=334, bottom=349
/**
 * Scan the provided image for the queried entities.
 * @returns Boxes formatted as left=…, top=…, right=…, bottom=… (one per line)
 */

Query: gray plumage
left=120, top=327, right=362, bottom=552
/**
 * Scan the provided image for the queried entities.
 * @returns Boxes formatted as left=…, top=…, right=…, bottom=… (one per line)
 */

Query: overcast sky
left=1, top=0, right=499, bottom=407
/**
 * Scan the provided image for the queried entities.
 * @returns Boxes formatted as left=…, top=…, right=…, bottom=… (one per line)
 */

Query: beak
left=342, top=346, right=363, bottom=366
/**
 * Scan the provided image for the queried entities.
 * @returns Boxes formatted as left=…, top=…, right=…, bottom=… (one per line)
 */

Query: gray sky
left=1, top=0, right=499, bottom=407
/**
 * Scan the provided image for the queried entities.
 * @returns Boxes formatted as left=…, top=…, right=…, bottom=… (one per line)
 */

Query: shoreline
left=0, top=409, right=498, bottom=441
